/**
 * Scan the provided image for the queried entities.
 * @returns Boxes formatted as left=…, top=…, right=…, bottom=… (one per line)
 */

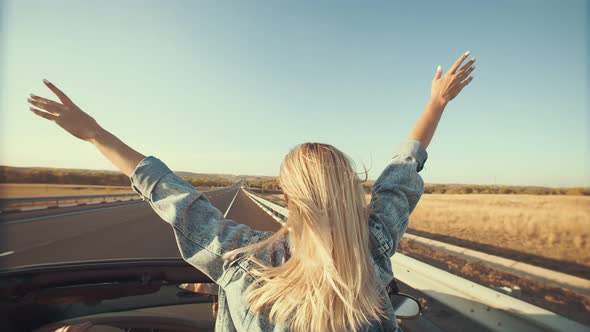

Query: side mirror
left=390, top=292, right=422, bottom=319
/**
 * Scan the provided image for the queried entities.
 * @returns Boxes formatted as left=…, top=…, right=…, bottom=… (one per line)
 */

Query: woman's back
left=217, top=237, right=400, bottom=331
left=129, top=138, right=427, bottom=331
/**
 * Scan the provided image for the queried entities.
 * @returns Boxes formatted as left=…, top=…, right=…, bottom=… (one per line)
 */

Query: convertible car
left=0, top=258, right=421, bottom=332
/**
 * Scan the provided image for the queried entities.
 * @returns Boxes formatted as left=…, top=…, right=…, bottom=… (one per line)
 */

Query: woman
left=30, top=51, right=475, bottom=332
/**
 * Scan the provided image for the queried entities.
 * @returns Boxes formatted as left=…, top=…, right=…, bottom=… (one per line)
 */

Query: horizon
left=1, top=163, right=587, bottom=189
left=1, top=1, right=589, bottom=188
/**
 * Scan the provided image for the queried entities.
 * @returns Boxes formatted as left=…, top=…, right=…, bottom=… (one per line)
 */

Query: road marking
left=224, top=188, right=240, bottom=218
left=0, top=202, right=146, bottom=225
left=0, top=251, right=15, bottom=257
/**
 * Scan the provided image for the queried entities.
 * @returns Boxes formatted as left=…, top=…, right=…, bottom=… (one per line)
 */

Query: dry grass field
left=408, top=194, right=590, bottom=267
left=260, top=192, right=590, bottom=267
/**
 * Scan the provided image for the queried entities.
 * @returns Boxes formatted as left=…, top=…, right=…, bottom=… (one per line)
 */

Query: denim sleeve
left=368, top=139, right=427, bottom=259
left=129, top=156, right=274, bottom=284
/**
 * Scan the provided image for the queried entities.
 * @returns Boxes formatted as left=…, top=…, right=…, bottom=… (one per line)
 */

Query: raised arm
left=409, top=51, right=475, bottom=149
left=26, top=80, right=275, bottom=284
left=369, top=51, right=476, bottom=260
left=28, top=79, right=145, bottom=176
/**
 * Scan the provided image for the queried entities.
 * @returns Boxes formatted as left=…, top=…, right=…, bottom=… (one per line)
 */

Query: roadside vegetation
left=0, top=166, right=234, bottom=188
left=246, top=177, right=589, bottom=196
left=2, top=166, right=587, bottom=196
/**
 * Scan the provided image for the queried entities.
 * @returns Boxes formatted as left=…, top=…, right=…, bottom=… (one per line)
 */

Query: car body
left=0, top=258, right=218, bottom=332
left=0, top=257, right=420, bottom=332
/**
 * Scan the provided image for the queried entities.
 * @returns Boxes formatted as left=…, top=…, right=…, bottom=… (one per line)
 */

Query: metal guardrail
left=393, top=254, right=587, bottom=332
left=0, top=193, right=140, bottom=213
left=0, top=185, right=232, bottom=214
left=243, top=189, right=288, bottom=221
left=0, top=193, right=138, bottom=204
left=244, top=190, right=588, bottom=332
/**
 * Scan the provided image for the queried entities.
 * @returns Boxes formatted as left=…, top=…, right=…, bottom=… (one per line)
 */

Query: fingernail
left=43, top=78, right=50, bottom=84
left=471, top=57, right=476, bottom=61
left=30, top=93, right=37, bottom=98
left=437, top=65, right=441, bottom=71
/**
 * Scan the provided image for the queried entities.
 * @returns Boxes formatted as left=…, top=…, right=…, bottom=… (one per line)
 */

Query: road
left=0, top=183, right=280, bottom=267
left=0, top=183, right=489, bottom=331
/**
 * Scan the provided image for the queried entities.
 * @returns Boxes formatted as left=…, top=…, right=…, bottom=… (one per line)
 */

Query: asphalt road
left=0, top=183, right=281, bottom=268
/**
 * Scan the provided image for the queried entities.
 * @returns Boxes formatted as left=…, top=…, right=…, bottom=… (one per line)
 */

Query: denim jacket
left=129, top=139, right=427, bottom=332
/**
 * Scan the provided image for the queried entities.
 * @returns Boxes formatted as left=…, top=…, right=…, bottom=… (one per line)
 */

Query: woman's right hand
left=431, top=51, right=476, bottom=104
left=27, top=79, right=104, bottom=142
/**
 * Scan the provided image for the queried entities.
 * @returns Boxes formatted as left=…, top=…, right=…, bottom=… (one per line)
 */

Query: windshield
left=1, top=0, right=589, bottom=329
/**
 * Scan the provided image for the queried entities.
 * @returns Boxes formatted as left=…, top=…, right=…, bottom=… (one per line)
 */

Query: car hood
left=1, top=258, right=209, bottom=291
left=0, top=258, right=216, bottom=331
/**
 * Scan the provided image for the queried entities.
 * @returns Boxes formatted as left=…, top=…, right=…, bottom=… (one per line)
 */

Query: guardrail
left=243, top=189, right=588, bottom=332
left=243, top=189, right=288, bottom=222
left=0, top=193, right=141, bottom=213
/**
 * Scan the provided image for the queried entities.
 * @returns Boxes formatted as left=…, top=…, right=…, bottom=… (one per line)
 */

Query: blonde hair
left=223, top=142, right=388, bottom=331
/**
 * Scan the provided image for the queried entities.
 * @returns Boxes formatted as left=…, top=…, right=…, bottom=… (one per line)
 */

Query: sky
left=1, top=0, right=588, bottom=187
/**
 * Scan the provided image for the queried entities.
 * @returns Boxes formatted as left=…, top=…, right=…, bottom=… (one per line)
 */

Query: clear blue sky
left=1, top=0, right=588, bottom=187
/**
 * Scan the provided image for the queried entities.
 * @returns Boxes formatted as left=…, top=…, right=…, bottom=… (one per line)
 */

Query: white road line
left=0, top=202, right=146, bottom=225
left=223, top=188, right=241, bottom=218
left=0, top=251, right=15, bottom=257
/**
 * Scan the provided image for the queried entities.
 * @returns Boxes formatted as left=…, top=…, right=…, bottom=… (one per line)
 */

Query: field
left=260, top=193, right=590, bottom=267
left=407, top=194, right=590, bottom=267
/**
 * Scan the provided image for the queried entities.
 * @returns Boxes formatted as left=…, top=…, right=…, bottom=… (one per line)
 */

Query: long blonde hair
left=223, top=142, right=388, bottom=331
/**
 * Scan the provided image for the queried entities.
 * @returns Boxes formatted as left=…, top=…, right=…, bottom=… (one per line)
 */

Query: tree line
left=0, top=166, right=233, bottom=188
left=2, top=166, right=587, bottom=195
left=245, top=178, right=589, bottom=196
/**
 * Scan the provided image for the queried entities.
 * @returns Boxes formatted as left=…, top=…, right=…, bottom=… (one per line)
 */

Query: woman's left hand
left=27, top=79, right=104, bottom=142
